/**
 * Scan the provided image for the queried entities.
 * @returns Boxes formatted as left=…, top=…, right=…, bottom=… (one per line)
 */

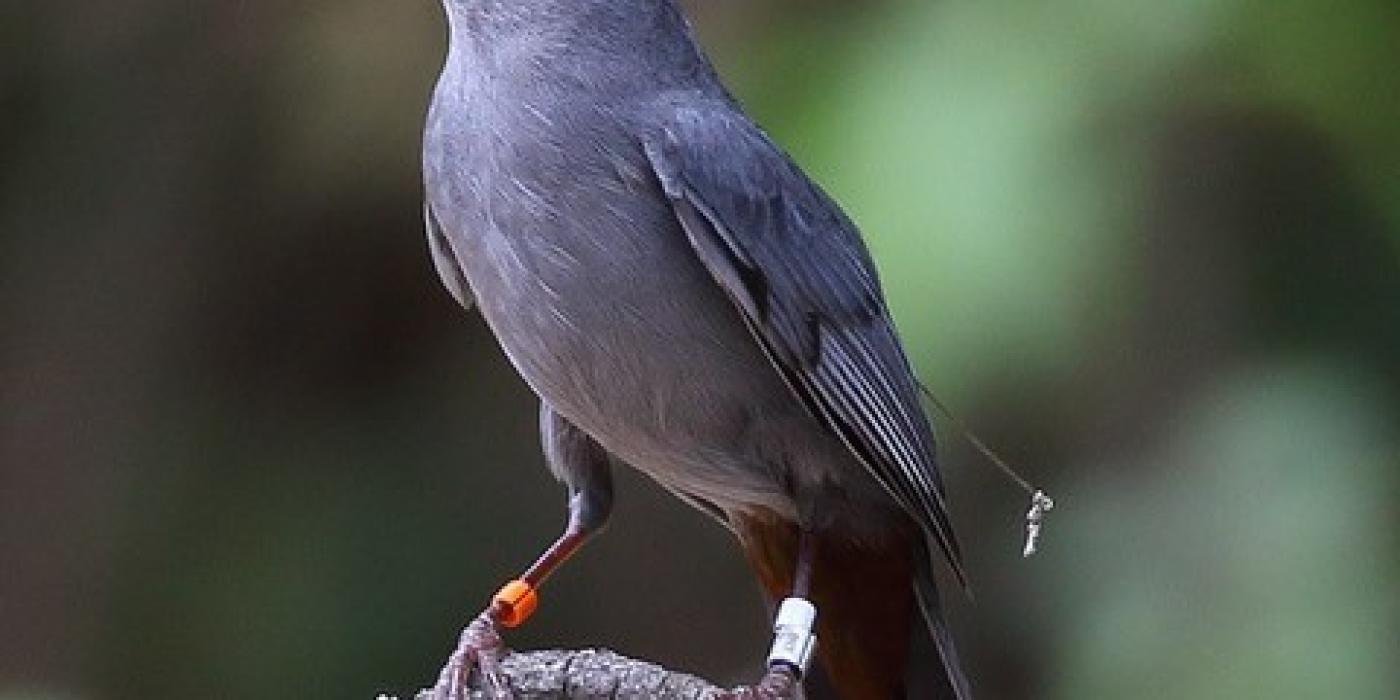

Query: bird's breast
left=428, top=127, right=809, bottom=514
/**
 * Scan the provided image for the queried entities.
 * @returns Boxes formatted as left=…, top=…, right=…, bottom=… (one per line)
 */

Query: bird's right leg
left=721, top=530, right=818, bottom=700
left=431, top=404, right=614, bottom=700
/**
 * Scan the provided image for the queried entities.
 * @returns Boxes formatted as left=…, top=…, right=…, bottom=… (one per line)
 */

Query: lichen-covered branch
left=410, top=649, right=724, bottom=700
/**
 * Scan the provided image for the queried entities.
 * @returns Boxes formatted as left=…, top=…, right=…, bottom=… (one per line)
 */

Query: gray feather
left=426, top=201, right=474, bottom=311
left=914, top=544, right=974, bottom=700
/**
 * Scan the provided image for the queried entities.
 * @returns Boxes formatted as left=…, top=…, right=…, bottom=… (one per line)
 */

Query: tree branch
left=411, top=649, right=724, bottom=699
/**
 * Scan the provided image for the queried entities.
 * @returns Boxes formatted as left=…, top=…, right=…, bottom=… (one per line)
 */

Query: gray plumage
left=422, top=1, right=969, bottom=697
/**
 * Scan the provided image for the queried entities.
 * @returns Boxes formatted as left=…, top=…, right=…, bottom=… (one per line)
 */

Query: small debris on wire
left=1022, top=490, right=1055, bottom=557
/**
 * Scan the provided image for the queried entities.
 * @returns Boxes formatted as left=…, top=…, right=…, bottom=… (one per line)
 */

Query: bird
left=420, top=1, right=971, bottom=698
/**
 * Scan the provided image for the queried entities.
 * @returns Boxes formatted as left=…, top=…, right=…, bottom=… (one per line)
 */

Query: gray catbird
left=421, top=1, right=970, bottom=698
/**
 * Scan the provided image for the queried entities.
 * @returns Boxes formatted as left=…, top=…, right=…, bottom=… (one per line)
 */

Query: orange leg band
left=491, top=579, right=539, bottom=628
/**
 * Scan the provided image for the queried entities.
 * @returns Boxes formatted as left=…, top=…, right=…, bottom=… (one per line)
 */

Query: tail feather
left=912, top=541, right=973, bottom=700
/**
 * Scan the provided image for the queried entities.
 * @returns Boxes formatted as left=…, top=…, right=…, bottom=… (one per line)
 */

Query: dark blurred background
left=2, top=1, right=1398, bottom=698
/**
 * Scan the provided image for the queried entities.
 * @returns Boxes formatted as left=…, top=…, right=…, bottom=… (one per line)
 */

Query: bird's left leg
left=721, top=531, right=818, bottom=700
left=432, top=404, right=614, bottom=700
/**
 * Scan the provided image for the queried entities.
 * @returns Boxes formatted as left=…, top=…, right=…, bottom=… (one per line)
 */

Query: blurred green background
left=2, top=1, right=1398, bottom=698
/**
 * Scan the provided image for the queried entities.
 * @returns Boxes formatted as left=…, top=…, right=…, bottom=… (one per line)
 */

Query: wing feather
left=643, top=101, right=966, bottom=586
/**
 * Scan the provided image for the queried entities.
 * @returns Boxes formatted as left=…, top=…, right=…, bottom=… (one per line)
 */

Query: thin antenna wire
left=919, top=383, right=1056, bottom=557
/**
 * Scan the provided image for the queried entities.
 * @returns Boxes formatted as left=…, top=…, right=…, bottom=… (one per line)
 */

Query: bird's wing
left=425, top=201, right=474, bottom=310
left=642, top=101, right=966, bottom=587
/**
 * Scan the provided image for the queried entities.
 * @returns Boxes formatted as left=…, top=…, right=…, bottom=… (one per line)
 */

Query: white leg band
left=766, top=597, right=818, bottom=675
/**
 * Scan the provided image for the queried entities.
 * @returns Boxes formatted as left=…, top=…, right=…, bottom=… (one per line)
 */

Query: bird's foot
left=430, top=611, right=514, bottom=700
left=718, top=665, right=800, bottom=700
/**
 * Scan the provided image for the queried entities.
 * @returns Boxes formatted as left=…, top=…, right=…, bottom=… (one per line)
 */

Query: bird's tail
left=911, top=537, right=973, bottom=700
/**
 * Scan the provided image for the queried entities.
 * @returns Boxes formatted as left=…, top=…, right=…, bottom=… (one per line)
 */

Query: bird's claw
left=718, top=665, right=800, bottom=700
left=430, top=612, right=514, bottom=700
